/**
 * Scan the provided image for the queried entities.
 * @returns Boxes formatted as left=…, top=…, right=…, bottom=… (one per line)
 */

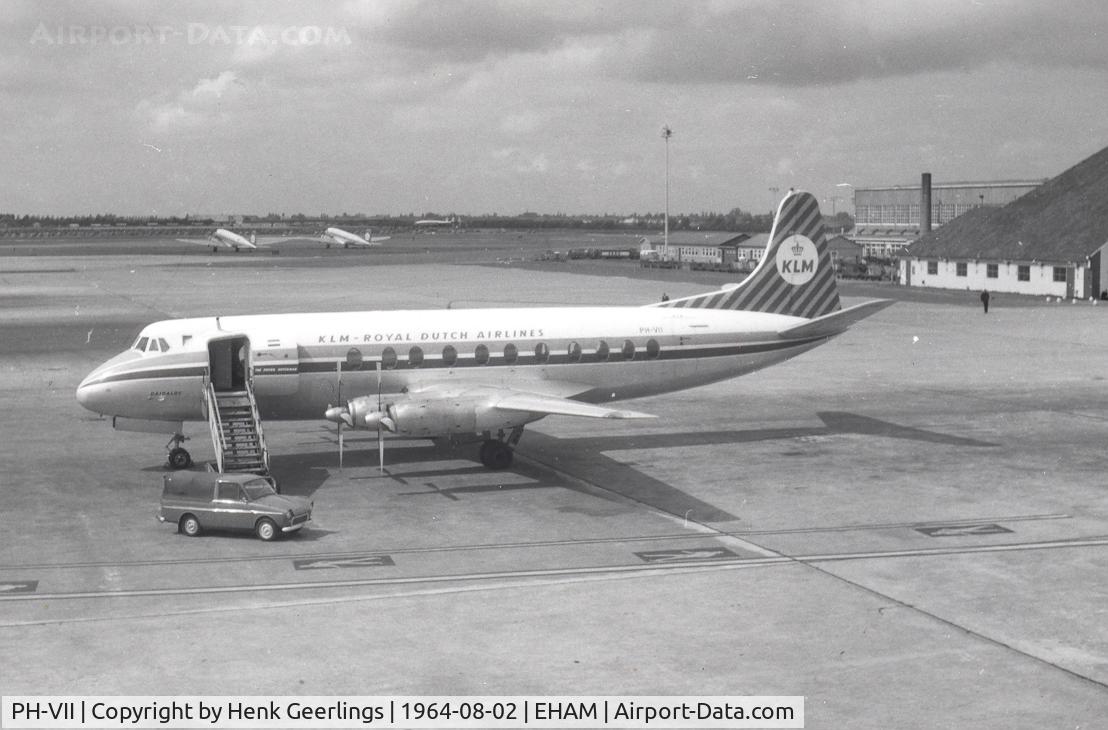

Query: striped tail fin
left=652, top=190, right=840, bottom=319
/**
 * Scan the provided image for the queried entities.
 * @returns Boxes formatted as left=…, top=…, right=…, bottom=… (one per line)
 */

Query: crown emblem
left=791, top=240, right=805, bottom=256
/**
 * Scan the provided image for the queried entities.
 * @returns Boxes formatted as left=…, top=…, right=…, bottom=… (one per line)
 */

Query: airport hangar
left=901, top=144, right=1108, bottom=299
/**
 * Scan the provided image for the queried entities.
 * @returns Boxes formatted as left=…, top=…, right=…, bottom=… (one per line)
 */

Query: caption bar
left=2, top=696, right=803, bottom=728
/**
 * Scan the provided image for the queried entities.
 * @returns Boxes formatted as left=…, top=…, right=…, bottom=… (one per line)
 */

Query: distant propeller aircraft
left=79, top=191, right=892, bottom=473
left=321, top=227, right=391, bottom=248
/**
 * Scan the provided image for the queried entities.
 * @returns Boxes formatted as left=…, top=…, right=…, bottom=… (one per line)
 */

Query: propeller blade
left=336, top=361, right=343, bottom=469
left=376, top=362, right=385, bottom=474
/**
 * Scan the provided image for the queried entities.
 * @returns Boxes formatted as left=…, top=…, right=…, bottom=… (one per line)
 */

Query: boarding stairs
left=203, top=381, right=270, bottom=475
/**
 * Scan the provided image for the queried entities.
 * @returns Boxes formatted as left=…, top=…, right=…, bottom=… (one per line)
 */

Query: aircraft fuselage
left=76, top=306, right=828, bottom=425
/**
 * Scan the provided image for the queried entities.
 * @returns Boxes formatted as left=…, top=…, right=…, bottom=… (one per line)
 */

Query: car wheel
left=179, top=514, right=201, bottom=537
left=255, top=518, right=278, bottom=541
left=167, top=447, right=192, bottom=470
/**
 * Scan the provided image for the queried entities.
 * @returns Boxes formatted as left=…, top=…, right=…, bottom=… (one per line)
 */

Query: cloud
left=139, top=70, right=243, bottom=132
left=353, top=0, right=1108, bottom=87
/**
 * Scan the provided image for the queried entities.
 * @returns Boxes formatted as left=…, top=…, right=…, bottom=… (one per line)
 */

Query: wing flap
left=493, top=392, right=655, bottom=420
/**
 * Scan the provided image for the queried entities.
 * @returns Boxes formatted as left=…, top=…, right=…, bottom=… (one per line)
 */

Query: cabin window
left=346, top=348, right=363, bottom=369
left=503, top=343, right=518, bottom=364
left=621, top=339, right=636, bottom=360
left=442, top=345, right=457, bottom=367
left=1053, top=266, right=1067, bottom=283
left=595, top=340, right=610, bottom=361
left=1018, top=265, right=1030, bottom=282
left=409, top=346, right=424, bottom=368
left=381, top=347, right=398, bottom=370
left=646, top=339, right=661, bottom=359
left=158, top=338, right=170, bottom=352
left=475, top=344, right=490, bottom=365
left=567, top=341, right=582, bottom=362
left=534, top=342, right=550, bottom=363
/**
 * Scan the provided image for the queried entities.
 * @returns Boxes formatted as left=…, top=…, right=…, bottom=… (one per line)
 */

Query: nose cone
left=76, top=372, right=110, bottom=414
left=76, top=350, right=141, bottom=415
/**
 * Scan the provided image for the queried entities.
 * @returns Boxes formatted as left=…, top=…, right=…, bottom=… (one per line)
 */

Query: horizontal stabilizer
left=494, top=392, right=655, bottom=420
left=778, top=299, right=894, bottom=339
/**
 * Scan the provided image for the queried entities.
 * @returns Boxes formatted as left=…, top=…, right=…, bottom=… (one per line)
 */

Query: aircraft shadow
left=272, top=411, right=995, bottom=525
left=519, top=412, right=998, bottom=524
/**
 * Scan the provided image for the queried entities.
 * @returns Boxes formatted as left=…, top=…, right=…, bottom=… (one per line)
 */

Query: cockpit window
left=134, top=336, right=149, bottom=352
left=158, top=338, right=170, bottom=352
left=148, top=339, right=160, bottom=352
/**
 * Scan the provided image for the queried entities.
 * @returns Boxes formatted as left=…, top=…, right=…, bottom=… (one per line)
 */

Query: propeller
left=321, top=362, right=396, bottom=474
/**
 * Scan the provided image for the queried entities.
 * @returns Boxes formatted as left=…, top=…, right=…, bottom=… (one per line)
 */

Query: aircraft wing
left=777, top=299, right=894, bottom=339
left=491, top=391, right=655, bottom=420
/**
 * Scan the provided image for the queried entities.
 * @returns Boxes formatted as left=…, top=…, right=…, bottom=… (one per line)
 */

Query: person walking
left=980, top=289, right=990, bottom=314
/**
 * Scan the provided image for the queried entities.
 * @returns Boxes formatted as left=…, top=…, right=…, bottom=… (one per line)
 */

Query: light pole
left=662, top=124, right=672, bottom=259
left=768, top=186, right=779, bottom=216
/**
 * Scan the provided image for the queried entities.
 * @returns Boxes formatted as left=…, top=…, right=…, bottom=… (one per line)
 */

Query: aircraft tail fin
left=651, top=190, right=840, bottom=319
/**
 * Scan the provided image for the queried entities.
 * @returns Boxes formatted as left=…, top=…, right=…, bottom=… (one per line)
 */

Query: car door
left=210, top=480, right=248, bottom=530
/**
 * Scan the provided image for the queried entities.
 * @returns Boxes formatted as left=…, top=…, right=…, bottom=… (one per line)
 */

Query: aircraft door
left=251, top=335, right=300, bottom=396
left=208, top=335, right=249, bottom=392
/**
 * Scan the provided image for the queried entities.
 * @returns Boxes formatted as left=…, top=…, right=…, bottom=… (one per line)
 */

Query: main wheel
left=167, top=447, right=192, bottom=470
left=255, top=518, right=278, bottom=541
left=179, top=514, right=201, bottom=537
left=479, top=440, right=513, bottom=470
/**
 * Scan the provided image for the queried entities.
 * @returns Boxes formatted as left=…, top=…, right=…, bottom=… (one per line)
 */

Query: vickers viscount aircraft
left=321, top=227, right=391, bottom=248
left=78, top=191, right=892, bottom=471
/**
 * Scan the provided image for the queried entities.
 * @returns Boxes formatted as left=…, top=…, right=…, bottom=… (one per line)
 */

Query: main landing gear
left=478, top=427, right=524, bottom=470
left=166, top=433, right=192, bottom=470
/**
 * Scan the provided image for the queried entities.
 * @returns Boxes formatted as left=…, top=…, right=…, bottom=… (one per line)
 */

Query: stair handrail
left=203, top=379, right=226, bottom=473
left=244, top=381, right=270, bottom=474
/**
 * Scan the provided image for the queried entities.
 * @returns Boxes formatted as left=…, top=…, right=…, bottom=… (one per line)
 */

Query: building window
left=595, top=340, right=610, bottom=361
left=534, top=342, right=550, bottom=363
left=408, top=346, right=424, bottom=367
left=1053, top=266, right=1067, bottom=283
left=381, top=347, right=398, bottom=370
left=567, top=341, right=582, bottom=362
left=646, top=339, right=661, bottom=359
left=474, top=344, right=490, bottom=365
left=442, top=345, right=457, bottom=367
left=986, top=264, right=998, bottom=279
left=927, top=261, right=938, bottom=275
left=1018, top=265, right=1030, bottom=282
left=503, top=343, right=518, bottom=364
left=956, top=262, right=967, bottom=277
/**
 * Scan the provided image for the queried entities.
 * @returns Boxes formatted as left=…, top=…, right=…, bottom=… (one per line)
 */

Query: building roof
left=908, top=145, right=1108, bottom=263
left=645, top=231, right=749, bottom=247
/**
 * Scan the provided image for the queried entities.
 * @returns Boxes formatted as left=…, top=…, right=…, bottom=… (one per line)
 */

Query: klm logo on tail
left=653, top=190, right=840, bottom=320
left=777, top=234, right=818, bottom=285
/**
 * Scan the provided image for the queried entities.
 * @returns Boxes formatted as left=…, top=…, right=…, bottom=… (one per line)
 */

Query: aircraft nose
left=76, top=374, right=108, bottom=414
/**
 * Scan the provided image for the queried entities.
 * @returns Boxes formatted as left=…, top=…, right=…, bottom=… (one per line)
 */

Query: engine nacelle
left=343, top=394, right=541, bottom=437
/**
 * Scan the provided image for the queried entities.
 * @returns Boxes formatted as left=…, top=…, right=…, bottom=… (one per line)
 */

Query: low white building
left=902, top=145, right=1108, bottom=299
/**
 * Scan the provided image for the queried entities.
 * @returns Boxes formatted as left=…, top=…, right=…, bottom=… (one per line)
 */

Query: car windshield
left=243, top=478, right=277, bottom=500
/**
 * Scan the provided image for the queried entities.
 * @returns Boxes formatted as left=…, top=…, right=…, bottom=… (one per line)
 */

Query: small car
left=158, top=471, right=312, bottom=541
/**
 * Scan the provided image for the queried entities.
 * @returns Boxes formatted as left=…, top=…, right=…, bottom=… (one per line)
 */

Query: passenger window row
left=344, top=339, right=662, bottom=370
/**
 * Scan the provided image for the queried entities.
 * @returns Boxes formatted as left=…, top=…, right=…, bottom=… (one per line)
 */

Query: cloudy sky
left=3, top=0, right=1108, bottom=217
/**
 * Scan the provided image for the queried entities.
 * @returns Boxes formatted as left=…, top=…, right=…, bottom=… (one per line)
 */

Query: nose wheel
left=166, top=433, right=192, bottom=470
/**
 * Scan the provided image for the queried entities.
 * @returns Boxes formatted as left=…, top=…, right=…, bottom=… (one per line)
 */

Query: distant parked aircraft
left=321, top=227, right=391, bottom=248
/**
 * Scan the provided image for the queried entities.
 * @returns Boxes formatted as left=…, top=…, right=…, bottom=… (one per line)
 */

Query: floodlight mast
left=661, top=124, right=673, bottom=259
